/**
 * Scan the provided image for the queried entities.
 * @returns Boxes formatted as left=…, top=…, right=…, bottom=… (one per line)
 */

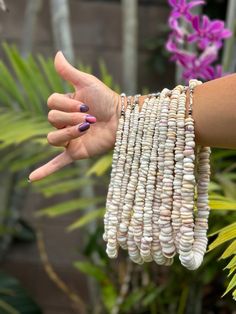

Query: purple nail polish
left=79, top=104, right=89, bottom=112
left=85, top=114, right=96, bottom=124
left=79, top=122, right=90, bottom=132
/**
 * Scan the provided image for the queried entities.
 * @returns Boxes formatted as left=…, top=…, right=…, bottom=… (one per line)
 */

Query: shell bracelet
left=104, top=80, right=211, bottom=270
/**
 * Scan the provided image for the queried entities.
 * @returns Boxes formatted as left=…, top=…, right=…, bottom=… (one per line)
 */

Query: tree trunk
left=121, top=0, right=138, bottom=95
left=50, top=0, right=74, bottom=63
left=21, top=0, right=42, bottom=57
left=0, top=0, right=7, bottom=11
left=50, top=0, right=100, bottom=308
left=222, top=0, right=236, bottom=73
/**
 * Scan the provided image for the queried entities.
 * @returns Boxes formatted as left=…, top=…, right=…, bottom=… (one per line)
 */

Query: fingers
left=47, top=122, right=91, bottom=147
left=29, top=151, right=73, bottom=182
left=54, top=51, right=92, bottom=87
left=47, top=93, right=89, bottom=113
left=48, top=110, right=96, bottom=129
left=47, top=93, right=96, bottom=128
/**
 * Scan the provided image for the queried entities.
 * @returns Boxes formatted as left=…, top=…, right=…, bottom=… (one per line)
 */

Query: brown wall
left=0, top=0, right=174, bottom=92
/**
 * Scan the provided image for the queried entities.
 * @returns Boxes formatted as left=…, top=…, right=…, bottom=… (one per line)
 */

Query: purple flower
left=166, top=0, right=232, bottom=82
left=188, top=15, right=232, bottom=49
left=170, top=49, right=196, bottom=68
left=183, top=60, right=213, bottom=81
left=165, top=36, right=196, bottom=66
left=166, top=36, right=178, bottom=53
left=168, top=16, right=186, bottom=40
left=182, top=46, right=219, bottom=81
left=168, top=0, right=205, bottom=22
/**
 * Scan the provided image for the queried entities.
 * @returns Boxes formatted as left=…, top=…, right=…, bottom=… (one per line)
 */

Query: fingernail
left=78, top=122, right=90, bottom=132
left=79, top=104, right=89, bottom=112
left=85, top=114, right=96, bottom=124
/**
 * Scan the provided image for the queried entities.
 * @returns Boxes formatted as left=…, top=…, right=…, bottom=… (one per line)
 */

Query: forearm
left=121, top=74, right=236, bottom=149
left=187, top=73, right=236, bottom=149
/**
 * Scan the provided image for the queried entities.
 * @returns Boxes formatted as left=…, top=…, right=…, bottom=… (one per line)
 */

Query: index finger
left=28, top=151, right=73, bottom=182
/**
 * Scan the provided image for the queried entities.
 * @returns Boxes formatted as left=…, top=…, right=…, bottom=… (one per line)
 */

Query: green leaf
left=222, top=274, right=236, bottom=297
left=32, top=167, right=79, bottom=188
left=233, top=288, right=236, bottom=300
left=220, top=240, right=236, bottom=259
left=208, top=182, right=222, bottom=192
left=209, top=194, right=235, bottom=201
left=38, top=177, right=95, bottom=198
left=86, top=154, right=112, bottom=176
left=122, top=289, right=145, bottom=311
left=142, top=287, right=162, bottom=307
left=101, top=284, right=117, bottom=312
left=228, top=265, right=236, bottom=277
left=209, top=199, right=236, bottom=211
left=26, top=54, right=51, bottom=100
left=0, top=299, right=19, bottom=314
left=225, top=256, right=236, bottom=270
left=211, top=149, right=236, bottom=161
left=37, top=55, right=68, bottom=92
left=0, top=112, right=49, bottom=148
left=2, top=43, right=42, bottom=113
left=36, top=197, right=104, bottom=217
left=67, top=208, right=105, bottom=231
left=77, top=60, right=92, bottom=74
left=74, top=261, right=107, bottom=282
left=0, top=60, right=25, bottom=109
left=208, top=224, right=236, bottom=251
left=0, top=89, right=14, bottom=109
left=11, top=153, right=51, bottom=173
left=99, top=60, right=114, bottom=88
left=74, top=258, right=117, bottom=312
left=215, top=173, right=236, bottom=199
left=0, top=272, right=41, bottom=314
left=208, top=222, right=236, bottom=237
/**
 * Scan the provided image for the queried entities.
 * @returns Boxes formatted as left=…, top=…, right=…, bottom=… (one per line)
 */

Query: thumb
left=28, top=151, right=73, bottom=182
left=54, top=51, right=88, bottom=86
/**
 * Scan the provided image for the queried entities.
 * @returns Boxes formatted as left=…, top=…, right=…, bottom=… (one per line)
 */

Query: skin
left=29, top=51, right=236, bottom=182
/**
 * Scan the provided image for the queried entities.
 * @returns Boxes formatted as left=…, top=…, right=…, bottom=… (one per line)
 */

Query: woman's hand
left=29, top=51, right=121, bottom=182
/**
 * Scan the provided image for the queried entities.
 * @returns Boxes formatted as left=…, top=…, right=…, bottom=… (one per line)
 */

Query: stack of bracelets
left=103, top=79, right=211, bottom=270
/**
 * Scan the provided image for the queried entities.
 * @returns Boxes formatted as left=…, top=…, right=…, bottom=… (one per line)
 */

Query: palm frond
left=67, top=207, right=105, bottom=231
left=36, top=196, right=105, bottom=218
left=208, top=221, right=236, bottom=299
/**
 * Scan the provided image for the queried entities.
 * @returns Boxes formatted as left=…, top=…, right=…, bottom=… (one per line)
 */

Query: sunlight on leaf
left=222, top=274, right=236, bottom=297
left=67, top=208, right=105, bottom=231
left=209, top=198, right=236, bottom=211
left=36, top=197, right=105, bottom=217
left=86, top=154, right=112, bottom=177
left=220, top=240, right=236, bottom=259
left=0, top=300, right=19, bottom=314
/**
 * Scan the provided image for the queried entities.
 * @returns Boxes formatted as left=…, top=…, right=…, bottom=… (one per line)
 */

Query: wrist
left=117, top=94, right=149, bottom=115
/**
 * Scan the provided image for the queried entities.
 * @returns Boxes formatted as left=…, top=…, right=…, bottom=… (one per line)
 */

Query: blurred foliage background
left=0, top=0, right=236, bottom=313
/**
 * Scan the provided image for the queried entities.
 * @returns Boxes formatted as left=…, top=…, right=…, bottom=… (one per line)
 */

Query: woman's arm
left=127, top=73, right=236, bottom=149
left=29, top=52, right=236, bottom=182
left=187, top=73, right=236, bottom=149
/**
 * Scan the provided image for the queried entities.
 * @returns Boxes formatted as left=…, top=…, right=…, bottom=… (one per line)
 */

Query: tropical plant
left=0, top=42, right=118, bottom=312
left=164, top=0, right=236, bottom=302
left=0, top=272, right=41, bottom=314
left=0, top=43, right=236, bottom=313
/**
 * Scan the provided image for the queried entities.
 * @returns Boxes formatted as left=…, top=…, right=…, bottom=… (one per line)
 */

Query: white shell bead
left=105, top=79, right=211, bottom=271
